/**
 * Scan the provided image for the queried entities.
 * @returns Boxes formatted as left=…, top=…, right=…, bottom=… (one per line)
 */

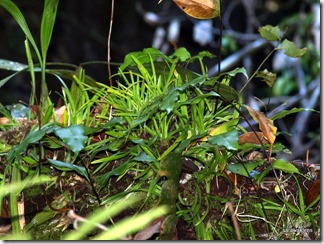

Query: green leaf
left=99, top=162, right=134, bottom=189
left=47, top=159, right=90, bottom=181
left=224, top=67, right=248, bottom=79
left=0, top=175, right=56, bottom=199
left=258, top=25, right=281, bottom=41
left=0, top=58, right=28, bottom=71
left=208, top=130, right=238, bottom=151
left=272, top=159, right=300, bottom=174
left=132, top=152, right=156, bottom=163
left=7, top=129, right=46, bottom=162
left=160, top=90, right=179, bottom=114
left=54, top=125, right=88, bottom=153
left=277, top=39, right=307, bottom=58
left=213, top=82, right=240, bottom=102
left=227, top=161, right=263, bottom=178
left=271, top=107, right=317, bottom=121
left=256, top=69, right=276, bottom=87
left=171, top=47, right=191, bottom=62
left=40, top=0, right=59, bottom=59
left=188, top=51, right=215, bottom=63
left=119, top=48, right=167, bottom=71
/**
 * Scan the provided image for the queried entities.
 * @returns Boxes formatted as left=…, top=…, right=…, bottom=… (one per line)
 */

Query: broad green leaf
left=54, top=125, right=88, bottom=153
left=132, top=152, right=156, bottom=163
left=197, top=118, right=239, bottom=143
left=256, top=69, right=276, bottom=87
left=258, top=25, right=281, bottom=41
left=224, top=67, right=248, bottom=79
left=272, top=159, right=300, bottom=174
left=227, top=161, right=263, bottom=178
left=6, top=103, right=30, bottom=118
left=208, top=130, right=238, bottom=151
left=160, top=90, right=179, bottom=114
left=188, top=51, right=215, bottom=63
left=119, top=48, right=167, bottom=71
left=277, top=39, right=307, bottom=58
left=211, top=81, right=240, bottom=102
left=171, top=47, right=191, bottom=62
left=47, top=159, right=90, bottom=181
left=271, top=107, right=317, bottom=121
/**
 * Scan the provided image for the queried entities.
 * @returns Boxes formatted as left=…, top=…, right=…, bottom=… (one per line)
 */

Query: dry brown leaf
left=238, top=131, right=268, bottom=145
left=133, top=216, right=165, bottom=240
left=54, top=105, right=67, bottom=124
left=246, top=106, right=277, bottom=158
left=159, top=0, right=219, bottom=19
left=305, top=179, right=320, bottom=206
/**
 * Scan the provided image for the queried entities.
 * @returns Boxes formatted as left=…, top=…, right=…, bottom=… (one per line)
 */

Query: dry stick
left=107, top=0, right=115, bottom=87
left=226, top=201, right=241, bottom=240
left=67, top=210, right=108, bottom=231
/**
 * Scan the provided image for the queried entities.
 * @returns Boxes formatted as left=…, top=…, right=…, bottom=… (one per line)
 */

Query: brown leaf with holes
left=246, top=106, right=277, bottom=159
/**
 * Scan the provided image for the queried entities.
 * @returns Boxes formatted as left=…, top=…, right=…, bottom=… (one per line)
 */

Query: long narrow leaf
left=40, top=0, right=59, bottom=59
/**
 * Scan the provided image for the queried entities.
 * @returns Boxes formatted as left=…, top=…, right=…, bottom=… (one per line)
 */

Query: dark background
left=0, top=0, right=320, bottom=163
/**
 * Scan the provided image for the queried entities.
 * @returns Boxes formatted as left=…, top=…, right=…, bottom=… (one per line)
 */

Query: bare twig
left=225, top=201, right=241, bottom=240
left=107, top=0, right=115, bottom=86
left=67, top=210, right=108, bottom=231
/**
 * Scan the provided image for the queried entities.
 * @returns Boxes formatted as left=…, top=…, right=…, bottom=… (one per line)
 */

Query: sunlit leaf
left=227, top=161, right=263, bottom=178
left=277, top=39, right=307, bottom=58
left=40, top=0, right=59, bottom=59
left=258, top=25, right=281, bottom=41
left=272, top=159, right=300, bottom=174
left=171, top=47, right=191, bottom=62
left=167, top=0, right=220, bottom=19
left=208, top=130, right=238, bottom=151
left=119, top=48, right=167, bottom=71
left=199, top=118, right=239, bottom=143
left=54, top=125, right=88, bottom=153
